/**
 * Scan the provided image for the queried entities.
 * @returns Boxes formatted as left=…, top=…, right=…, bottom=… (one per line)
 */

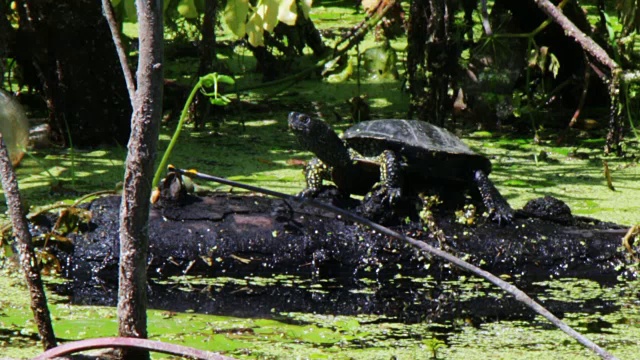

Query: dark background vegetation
left=2, top=0, right=639, bottom=149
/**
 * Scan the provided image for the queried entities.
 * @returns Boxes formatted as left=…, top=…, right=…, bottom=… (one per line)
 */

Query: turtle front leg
left=472, top=170, right=514, bottom=225
left=379, top=150, right=403, bottom=204
left=301, top=157, right=332, bottom=197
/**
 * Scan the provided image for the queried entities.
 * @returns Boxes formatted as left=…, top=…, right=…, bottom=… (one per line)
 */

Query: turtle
left=287, top=112, right=514, bottom=224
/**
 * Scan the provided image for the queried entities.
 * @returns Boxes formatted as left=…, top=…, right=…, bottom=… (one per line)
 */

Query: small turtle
left=288, top=112, right=514, bottom=224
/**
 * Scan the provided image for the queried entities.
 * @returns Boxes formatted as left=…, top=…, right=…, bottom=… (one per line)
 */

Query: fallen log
left=37, top=184, right=635, bottom=327
left=58, top=191, right=632, bottom=283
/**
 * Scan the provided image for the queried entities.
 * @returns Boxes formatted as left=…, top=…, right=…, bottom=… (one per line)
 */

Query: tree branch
left=101, top=0, right=136, bottom=106
left=33, top=337, right=236, bottom=360
left=533, top=0, right=618, bottom=73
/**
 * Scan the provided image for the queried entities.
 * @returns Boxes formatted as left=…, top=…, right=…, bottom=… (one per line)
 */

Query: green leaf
left=124, top=0, right=137, bottom=22
left=209, top=334, right=250, bottom=352
left=548, top=53, right=560, bottom=79
left=216, top=74, right=235, bottom=85
left=334, top=319, right=360, bottom=332
left=277, top=0, right=297, bottom=26
left=177, top=0, right=198, bottom=19
left=286, top=326, right=342, bottom=344
left=257, top=0, right=279, bottom=32
left=246, top=12, right=265, bottom=47
left=224, top=0, right=250, bottom=38
left=210, top=98, right=230, bottom=106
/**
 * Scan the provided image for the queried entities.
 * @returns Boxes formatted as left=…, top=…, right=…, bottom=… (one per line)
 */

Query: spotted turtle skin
left=288, top=112, right=513, bottom=224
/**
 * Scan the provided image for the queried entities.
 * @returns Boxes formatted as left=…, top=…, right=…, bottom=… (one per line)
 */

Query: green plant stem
left=151, top=79, right=203, bottom=189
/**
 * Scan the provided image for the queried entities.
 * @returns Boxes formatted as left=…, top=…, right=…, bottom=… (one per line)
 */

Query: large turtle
left=288, top=112, right=514, bottom=224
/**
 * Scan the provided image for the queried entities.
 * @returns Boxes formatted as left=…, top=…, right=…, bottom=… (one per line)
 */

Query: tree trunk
left=0, top=132, right=57, bottom=351
left=14, top=0, right=131, bottom=147
left=116, top=0, right=163, bottom=359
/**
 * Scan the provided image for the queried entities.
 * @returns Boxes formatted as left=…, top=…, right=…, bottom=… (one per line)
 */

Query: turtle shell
left=343, top=120, right=492, bottom=180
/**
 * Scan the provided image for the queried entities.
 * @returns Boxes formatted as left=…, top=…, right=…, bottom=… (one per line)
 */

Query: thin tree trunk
left=0, top=132, right=56, bottom=350
left=116, top=0, right=163, bottom=359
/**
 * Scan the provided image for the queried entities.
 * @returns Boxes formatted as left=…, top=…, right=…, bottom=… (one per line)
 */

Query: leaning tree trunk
left=0, top=133, right=57, bottom=351
left=406, top=0, right=457, bottom=126
left=14, top=0, right=131, bottom=147
left=116, top=0, right=163, bottom=359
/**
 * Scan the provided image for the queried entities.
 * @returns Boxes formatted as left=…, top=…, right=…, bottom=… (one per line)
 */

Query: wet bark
left=13, top=0, right=131, bottom=146
left=61, top=192, right=633, bottom=285
left=116, top=1, right=163, bottom=359
left=0, top=133, right=56, bottom=350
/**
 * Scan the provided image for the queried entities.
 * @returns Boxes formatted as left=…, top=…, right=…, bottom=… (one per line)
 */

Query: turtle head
left=288, top=112, right=351, bottom=168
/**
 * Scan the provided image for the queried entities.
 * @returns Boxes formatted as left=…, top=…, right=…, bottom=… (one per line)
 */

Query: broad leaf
left=246, top=12, right=265, bottom=47
left=277, top=0, right=297, bottom=26
left=258, top=0, right=279, bottom=32
left=177, top=0, right=198, bottom=19
left=216, top=75, right=236, bottom=85
left=225, top=0, right=250, bottom=38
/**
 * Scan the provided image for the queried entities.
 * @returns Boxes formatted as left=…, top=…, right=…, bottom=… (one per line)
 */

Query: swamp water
left=1, top=263, right=639, bottom=359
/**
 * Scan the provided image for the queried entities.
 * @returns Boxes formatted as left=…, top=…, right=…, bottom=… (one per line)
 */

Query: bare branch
left=33, top=337, right=236, bottom=360
left=533, top=0, right=618, bottom=73
left=101, top=0, right=136, bottom=105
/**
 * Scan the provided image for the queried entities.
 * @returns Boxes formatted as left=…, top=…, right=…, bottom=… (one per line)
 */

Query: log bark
left=61, top=193, right=633, bottom=285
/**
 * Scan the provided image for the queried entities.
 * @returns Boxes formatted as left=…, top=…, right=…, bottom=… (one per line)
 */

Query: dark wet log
left=40, top=191, right=635, bottom=324
left=57, top=192, right=633, bottom=284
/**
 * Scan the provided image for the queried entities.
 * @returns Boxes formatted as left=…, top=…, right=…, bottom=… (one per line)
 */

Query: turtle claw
left=299, top=188, right=319, bottom=198
left=384, top=187, right=402, bottom=206
left=491, top=206, right=514, bottom=226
